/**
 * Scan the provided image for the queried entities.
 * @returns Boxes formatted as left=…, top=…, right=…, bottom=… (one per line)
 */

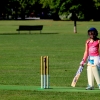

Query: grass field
left=0, top=20, right=100, bottom=100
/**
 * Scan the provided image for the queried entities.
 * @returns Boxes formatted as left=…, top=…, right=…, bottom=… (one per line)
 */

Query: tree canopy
left=0, top=0, right=100, bottom=20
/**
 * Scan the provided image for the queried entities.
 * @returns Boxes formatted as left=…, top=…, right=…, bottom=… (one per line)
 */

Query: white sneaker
left=86, top=85, right=94, bottom=90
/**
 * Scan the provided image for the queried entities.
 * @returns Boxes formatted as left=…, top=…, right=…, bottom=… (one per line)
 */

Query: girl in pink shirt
left=80, top=27, right=100, bottom=90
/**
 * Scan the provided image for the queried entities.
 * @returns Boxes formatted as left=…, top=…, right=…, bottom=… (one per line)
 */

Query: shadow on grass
left=0, top=32, right=59, bottom=35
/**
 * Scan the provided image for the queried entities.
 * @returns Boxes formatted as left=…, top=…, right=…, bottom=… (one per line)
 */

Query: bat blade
left=71, top=73, right=81, bottom=87
left=71, top=66, right=83, bottom=87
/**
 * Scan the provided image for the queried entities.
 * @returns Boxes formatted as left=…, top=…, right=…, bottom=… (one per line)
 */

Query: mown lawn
left=0, top=20, right=100, bottom=100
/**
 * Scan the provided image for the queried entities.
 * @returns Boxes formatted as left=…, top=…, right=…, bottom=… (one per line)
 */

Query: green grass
left=0, top=20, right=100, bottom=100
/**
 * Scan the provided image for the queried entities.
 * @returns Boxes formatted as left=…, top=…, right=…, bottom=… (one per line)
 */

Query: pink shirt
left=87, top=40, right=99, bottom=56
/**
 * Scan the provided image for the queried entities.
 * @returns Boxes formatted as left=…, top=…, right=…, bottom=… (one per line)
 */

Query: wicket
left=41, top=56, right=49, bottom=89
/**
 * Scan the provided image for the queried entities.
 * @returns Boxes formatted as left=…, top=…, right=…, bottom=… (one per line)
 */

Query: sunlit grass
left=0, top=20, right=100, bottom=100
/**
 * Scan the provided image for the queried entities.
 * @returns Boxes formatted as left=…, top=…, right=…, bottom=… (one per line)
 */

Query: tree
left=0, top=0, right=10, bottom=19
left=59, top=0, right=96, bottom=20
left=5, top=0, right=40, bottom=19
left=0, top=0, right=100, bottom=20
left=40, top=0, right=61, bottom=20
left=40, top=0, right=97, bottom=20
left=93, top=0, right=100, bottom=20
left=14, top=0, right=38, bottom=19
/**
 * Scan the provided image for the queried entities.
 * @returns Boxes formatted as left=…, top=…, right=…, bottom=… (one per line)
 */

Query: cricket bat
left=71, top=66, right=84, bottom=87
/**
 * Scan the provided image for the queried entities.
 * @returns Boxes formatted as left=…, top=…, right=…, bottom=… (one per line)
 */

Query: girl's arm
left=98, top=40, right=100, bottom=55
left=80, top=40, right=89, bottom=66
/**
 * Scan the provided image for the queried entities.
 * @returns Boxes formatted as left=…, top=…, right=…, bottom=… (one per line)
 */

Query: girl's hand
left=80, top=59, right=85, bottom=66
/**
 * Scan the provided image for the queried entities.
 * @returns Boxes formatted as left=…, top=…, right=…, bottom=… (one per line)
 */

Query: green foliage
left=40, top=0, right=100, bottom=20
left=94, top=0, right=100, bottom=8
left=1, top=0, right=100, bottom=20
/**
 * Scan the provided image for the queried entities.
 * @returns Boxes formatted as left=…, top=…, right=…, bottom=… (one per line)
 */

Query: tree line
left=0, top=0, right=100, bottom=21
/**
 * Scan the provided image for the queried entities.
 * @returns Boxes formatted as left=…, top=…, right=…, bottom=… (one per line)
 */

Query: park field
left=0, top=20, right=100, bottom=100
